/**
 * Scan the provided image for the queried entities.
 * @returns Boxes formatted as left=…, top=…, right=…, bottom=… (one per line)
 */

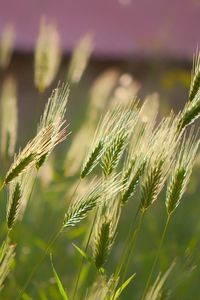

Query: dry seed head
left=0, top=76, right=18, bottom=158
left=0, top=24, right=15, bottom=69
left=5, top=122, right=67, bottom=184
left=189, top=50, right=200, bottom=102
left=166, top=131, right=199, bottom=215
left=67, top=34, right=93, bottom=84
left=34, top=18, right=61, bottom=92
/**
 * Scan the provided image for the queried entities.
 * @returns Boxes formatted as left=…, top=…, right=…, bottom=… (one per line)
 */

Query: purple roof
left=0, top=0, right=200, bottom=58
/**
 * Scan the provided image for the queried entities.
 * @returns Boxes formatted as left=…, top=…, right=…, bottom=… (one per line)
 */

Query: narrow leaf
left=72, top=243, right=92, bottom=263
left=50, top=255, right=69, bottom=300
left=114, top=274, right=136, bottom=299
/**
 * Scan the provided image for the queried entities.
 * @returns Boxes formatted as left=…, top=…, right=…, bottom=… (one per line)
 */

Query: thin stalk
left=111, top=210, right=144, bottom=300
left=141, top=214, right=171, bottom=300
left=16, top=179, right=81, bottom=299
left=16, top=228, right=62, bottom=300
left=114, top=205, right=140, bottom=280
left=72, top=208, right=98, bottom=300
left=120, top=211, right=144, bottom=285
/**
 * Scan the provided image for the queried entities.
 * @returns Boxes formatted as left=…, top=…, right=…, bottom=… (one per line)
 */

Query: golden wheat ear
left=67, top=34, right=93, bottom=84
left=0, top=76, right=18, bottom=159
left=0, top=24, right=15, bottom=69
left=34, top=17, right=62, bottom=93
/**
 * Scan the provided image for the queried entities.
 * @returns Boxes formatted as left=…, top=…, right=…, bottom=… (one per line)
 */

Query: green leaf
left=72, top=243, right=92, bottom=263
left=22, top=293, right=33, bottom=300
left=113, top=273, right=136, bottom=299
left=50, top=255, right=69, bottom=300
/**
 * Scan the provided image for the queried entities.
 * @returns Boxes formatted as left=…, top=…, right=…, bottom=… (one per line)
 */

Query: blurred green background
left=0, top=50, right=199, bottom=299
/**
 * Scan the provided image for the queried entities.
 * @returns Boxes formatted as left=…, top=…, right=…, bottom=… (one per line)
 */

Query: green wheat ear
left=101, top=129, right=128, bottom=177
left=5, top=154, right=35, bottom=185
left=189, top=50, right=200, bottom=102
left=63, top=194, right=100, bottom=228
left=7, top=182, right=22, bottom=230
left=93, top=218, right=111, bottom=270
left=166, top=132, right=199, bottom=215
left=121, top=159, right=146, bottom=205
left=166, top=168, right=186, bottom=215
left=140, top=158, right=164, bottom=212
left=81, top=140, right=104, bottom=178
left=178, top=90, right=200, bottom=130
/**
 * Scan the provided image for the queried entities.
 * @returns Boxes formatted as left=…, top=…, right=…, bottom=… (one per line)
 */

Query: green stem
left=16, top=179, right=81, bottom=299
left=141, top=214, right=171, bottom=300
left=120, top=212, right=144, bottom=285
left=111, top=210, right=144, bottom=300
left=16, top=228, right=62, bottom=300
left=72, top=208, right=98, bottom=300
left=114, top=205, right=140, bottom=280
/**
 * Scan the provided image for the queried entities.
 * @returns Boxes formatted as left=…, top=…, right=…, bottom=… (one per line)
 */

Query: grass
left=0, top=20, right=199, bottom=300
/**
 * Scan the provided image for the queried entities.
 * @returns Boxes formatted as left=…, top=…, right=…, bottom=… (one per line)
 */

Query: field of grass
left=0, top=21, right=200, bottom=300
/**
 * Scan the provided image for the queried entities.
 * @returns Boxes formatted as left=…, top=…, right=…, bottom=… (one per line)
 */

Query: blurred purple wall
left=0, top=0, right=199, bottom=58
